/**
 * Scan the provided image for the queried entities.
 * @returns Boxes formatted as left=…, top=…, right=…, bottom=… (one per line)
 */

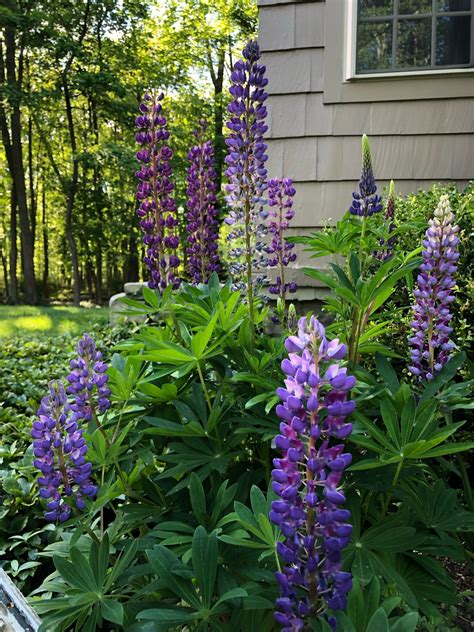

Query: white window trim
left=345, top=0, right=474, bottom=81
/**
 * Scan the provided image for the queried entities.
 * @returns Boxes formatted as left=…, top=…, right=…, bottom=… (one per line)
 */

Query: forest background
left=0, top=0, right=257, bottom=306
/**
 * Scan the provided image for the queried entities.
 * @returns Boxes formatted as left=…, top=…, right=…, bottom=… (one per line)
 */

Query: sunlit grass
left=0, top=305, right=109, bottom=339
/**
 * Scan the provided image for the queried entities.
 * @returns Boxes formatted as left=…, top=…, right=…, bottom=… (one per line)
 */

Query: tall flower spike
left=66, top=333, right=111, bottom=422
left=31, top=381, right=97, bottom=522
left=349, top=134, right=382, bottom=217
left=270, top=317, right=355, bottom=631
left=375, top=180, right=396, bottom=261
left=267, top=178, right=298, bottom=300
left=135, top=91, right=180, bottom=291
left=408, top=194, right=459, bottom=381
left=186, top=120, right=221, bottom=284
left=224, top=40, right=269, bottom=325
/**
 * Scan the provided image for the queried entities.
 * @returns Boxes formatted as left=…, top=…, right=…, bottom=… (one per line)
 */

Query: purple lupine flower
left=224, top=40, right=269, bottom=299
left=267, top=178, right=298, bottom=299
left=66, top=334, right=111, bottom=421
left=375, top=180, right=396, bottom=261
left=135, top=91, right=180, bottom=291
left=31, top=381, right=97, bottom=522
left=270, top=316, right=355, bottom=630
left=186, top=120, right=221, bottom=284
left=349, top=134, right=382, bottom=217
left=408, top=194, right=459, bottom=381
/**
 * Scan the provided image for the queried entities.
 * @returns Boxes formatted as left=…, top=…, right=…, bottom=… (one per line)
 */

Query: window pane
left=397, top=18, right=431, bottom=67
left=360, top=0, right=393, bottom=18
left=357, top=20, right=393, bottom=71
left=437, top=0, right=471, bottom=11
left=436, top=15, right=471, bottom=64
left=399, top=0, right=432, bottom=14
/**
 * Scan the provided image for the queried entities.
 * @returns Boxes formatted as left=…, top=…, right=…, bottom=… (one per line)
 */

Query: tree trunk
left=62, top=75, right=81, bottom=306
left=9, top=188, right=18, bottom=304
left=41, top=179, right=49, bottom=297
left=0, top=19, right=36, bottom=304
left=28, top=114, right=36, bottom=254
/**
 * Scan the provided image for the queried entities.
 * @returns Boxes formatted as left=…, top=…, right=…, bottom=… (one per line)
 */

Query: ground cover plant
left=0, top=38, right=473, bottom=632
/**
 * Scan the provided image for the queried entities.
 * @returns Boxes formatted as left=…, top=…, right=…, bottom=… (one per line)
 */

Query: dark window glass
left=397, top=18, right=432, bottom=67
left=360, top=0, right=393, bottom=18
left=358, top=21, right=393, bottom=70
left=436, top=15, right=471, bottom=64
left=399, top=0, right=432, bottom=14
left=438, top=0, right=471, bottom=11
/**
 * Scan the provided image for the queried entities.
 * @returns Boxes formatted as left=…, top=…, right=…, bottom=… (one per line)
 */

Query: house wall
left=258, top=0, right=474, bottom=297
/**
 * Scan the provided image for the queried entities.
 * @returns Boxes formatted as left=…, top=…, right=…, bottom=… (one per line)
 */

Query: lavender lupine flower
left=270, top=316, right=355, bottom=631
left=186, top=120, right=221, bottom=284
left=66, top=333, right=111, bottom=421
left=375, top=180, right=396, bottom=261
left=349, top=134, right=382, bottom=217
left=31, top=381, right=97, bottom=522
left=135, top=90, right=180, bottom=291
left=267, top=178, right=298, bottom=299
left=408, top=195, right=459, bottom=381
left=224, top=40, right=269, bottom=310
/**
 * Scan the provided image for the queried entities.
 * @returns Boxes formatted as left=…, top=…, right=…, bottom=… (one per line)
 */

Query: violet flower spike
left=375, top=179, right=396, bottom=261
left=135, top=90, right=180, bottom=291
left=31, top=381, right=97, bottom=522
left=224, top=40, right=269, bottom=322
left=66, top=333, right=111, bottom=422
left=349, top=134, right=382, bottom=217
left=408, top=194, right=459, bottom=381
left=267, top=178, right=298, bottom=300
left=270, top=316, right=355, bottom=631
left=186, top=120, right=221, bottom=284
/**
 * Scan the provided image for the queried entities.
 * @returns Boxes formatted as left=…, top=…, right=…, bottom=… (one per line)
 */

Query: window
left=356, top=0, right=473, bottom=74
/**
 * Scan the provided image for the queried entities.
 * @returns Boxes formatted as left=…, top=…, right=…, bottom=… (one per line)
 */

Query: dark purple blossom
left=186, top=120, right=221, bottom=284
left=66, top=333, right=111, bottom=421
left=31, top=381, right=97, bottom=522
left=270, top=316, right=355, bottom=630
left=135, top=91, right=180, bottom=291
left=408, top=194, right=459, bottom=381
left=349, top=134, right=382, bottom=217
left=375, top=180, right=396, bottom=261
left=224, top=40, right=269, bottom=302
left=267, top=178, right=298, bottom=299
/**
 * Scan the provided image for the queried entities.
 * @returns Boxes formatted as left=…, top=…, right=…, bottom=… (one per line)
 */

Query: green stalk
left=382, top=458, right=404, bottom=517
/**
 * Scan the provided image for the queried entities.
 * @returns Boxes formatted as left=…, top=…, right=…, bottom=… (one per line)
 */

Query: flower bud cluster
left=375, top=180, right=396, bottom=261
left=186, top=121, right=221, bottom=284
left=135, top=91, right=180, bottom=291
left=224, top=40, right=269, bottom=291
left=270, top=317, right=355, bottom=631
left=31, top=381, right=97, bottom=522
left=266, top=178, right=297, bottom=298
left=408, top=194, right=459, bottom=380
left=350, top=135, right=382, bottom=217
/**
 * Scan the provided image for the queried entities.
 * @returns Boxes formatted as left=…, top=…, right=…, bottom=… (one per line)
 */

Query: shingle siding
left=258, top=0, right=474, bottom=292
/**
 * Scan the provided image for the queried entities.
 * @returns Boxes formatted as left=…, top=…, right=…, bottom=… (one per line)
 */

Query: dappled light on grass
left=0, top=306, right=108, bottom=339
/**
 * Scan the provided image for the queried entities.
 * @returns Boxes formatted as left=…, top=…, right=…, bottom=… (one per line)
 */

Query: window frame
left=347, top=0, right=474, bottom=79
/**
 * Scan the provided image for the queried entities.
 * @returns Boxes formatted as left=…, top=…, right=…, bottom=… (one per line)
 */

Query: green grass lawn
left=0, top=305, right=109, bottom=338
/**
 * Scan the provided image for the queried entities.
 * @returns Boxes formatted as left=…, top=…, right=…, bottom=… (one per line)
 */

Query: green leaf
left=375, top=353, right=399, bottom=394
left=250, top=485, right=268, bottom=519
left=189, top=473, right=207, bottom=524
left=362, top=527, right=417, bottom=552
left=146, top=545, right=200, bottom=609
left=390, top=612, right=418, bottom=632
left=419, top=352, right=466, bottom=403
left=380, top=399, right=400, bottom=449
left=192, top=526, right=218, bottom=608
left=100, top=600, right=124, bottom=625
left=366, top=608, right=389, bottom=632
left=137, top=608, right=196, bottom=623
left=213, top=587, right=247, bottom=608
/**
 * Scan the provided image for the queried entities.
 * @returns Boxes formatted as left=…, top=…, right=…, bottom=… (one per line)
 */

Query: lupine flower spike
left=186, top=120, right=221, bottom=284
left=270, top=316, right=355, bottom=631
left=408, top=194, right=459, bottom=381
left=225, top=40, right=269, bottom=327
left=31, top=381, right=97, bottom=522
left=66, top=333, right=111, bottom=421
left=135, top=90, right=180, bottom=291
left=349, top=134, right=382, bottom=217
left=376, top=180, right=396, bottom=261
left=267, top=178, right=298, bottom=300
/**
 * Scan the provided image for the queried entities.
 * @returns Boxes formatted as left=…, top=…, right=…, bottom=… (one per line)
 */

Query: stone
left=0, top=569, right=41, bottom=632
